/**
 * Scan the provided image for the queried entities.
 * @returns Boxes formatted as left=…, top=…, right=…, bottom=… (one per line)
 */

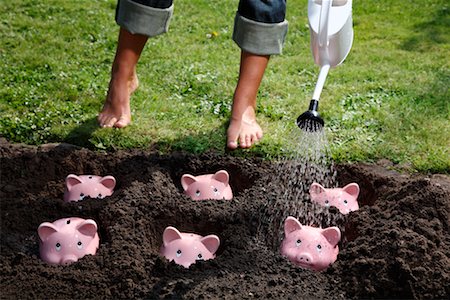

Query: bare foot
left=98, top=71, right=139, bottom=128
left=227, top=106, right=263, bottom=149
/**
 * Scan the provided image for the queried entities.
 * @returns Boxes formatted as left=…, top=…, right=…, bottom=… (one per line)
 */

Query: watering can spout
left=296, top=100, right=324, bottom=132
left=297, top=0, right=353, bottom=132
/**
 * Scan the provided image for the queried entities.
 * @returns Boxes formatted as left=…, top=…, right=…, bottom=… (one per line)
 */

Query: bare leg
left=227, top=50, right=269, bottom=149
left=98, top=28, right=148, bottom=128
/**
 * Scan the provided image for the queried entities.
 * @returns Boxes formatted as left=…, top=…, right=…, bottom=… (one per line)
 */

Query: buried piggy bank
left=280, top=216, right=341, bottom=271
left=160, top=226, right=220, bottom=268
left=38, top=217, right=100, bottom=265
left=181, top=170, right=233, bottom=200
left=64, top=174, right=116, bottom=202
left=309, top=182, right=360, bottom=214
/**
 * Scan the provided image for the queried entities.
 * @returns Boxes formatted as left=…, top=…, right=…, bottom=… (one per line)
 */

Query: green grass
left=1, top=0, right=449, bottom=173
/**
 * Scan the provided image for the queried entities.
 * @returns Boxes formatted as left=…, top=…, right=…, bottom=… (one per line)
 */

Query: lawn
left=1, top=0, right=449, bottom=173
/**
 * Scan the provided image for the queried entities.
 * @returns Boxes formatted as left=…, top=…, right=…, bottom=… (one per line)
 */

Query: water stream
left=259, top=124, right=343, bottom=249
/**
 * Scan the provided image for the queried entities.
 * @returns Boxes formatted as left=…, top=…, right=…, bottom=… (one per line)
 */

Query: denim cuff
left=232, top=12, right=288, bottom=55
left=116, top=0, right=174, bottom=37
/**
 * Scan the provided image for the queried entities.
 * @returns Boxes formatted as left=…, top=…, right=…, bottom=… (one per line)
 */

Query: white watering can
left=297, top=0, right=354, bottom=131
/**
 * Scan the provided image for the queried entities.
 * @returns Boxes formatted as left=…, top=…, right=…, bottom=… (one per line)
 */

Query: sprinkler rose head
left=296, top=111, right=324, bottom=132
left=296, top=100, right=324, bottom=132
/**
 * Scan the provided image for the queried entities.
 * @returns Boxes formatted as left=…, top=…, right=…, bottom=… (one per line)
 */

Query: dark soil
left=1, top=138, right=449, bottom=299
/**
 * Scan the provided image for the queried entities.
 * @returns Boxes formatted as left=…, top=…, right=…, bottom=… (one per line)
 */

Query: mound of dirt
left=1, top=138, right=449, bottom=299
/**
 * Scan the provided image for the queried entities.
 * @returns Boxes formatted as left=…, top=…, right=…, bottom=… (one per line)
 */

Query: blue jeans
left=116, top=0, right=288, bottom=55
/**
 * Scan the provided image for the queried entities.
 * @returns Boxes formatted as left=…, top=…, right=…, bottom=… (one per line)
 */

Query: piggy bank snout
left=297, top=252, right=313, bottom=264
left=61, top=255, right=78, bottom=265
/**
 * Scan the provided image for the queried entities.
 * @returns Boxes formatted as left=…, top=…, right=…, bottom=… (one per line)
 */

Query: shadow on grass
left=61, top=116, right=286, bottom=160
left=63, top=116, right=99, bottom=148
left=152, top=120, right=229, bottom=154
left=152, top=119, right=286, bottom=160
left=401, top=6, right=449, bottom=51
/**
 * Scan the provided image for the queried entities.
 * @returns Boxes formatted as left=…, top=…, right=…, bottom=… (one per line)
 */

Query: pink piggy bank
left=181, top=170, right=233, bottom=200
left=64, top=174, right=116, bottom=202
left=309, top=182, right=360, bottom=214
left=280, top=216, right=341, bottom=271
left=160, top=226, right=220, bottom=268
left=38, top=217, right=100, bottom=265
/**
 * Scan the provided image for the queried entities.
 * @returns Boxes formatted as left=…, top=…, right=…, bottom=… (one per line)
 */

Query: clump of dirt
left=1, top=138, right=449, bottom=299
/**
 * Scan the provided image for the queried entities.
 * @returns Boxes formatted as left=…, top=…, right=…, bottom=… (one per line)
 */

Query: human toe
left=114, top=116, right=130, bottom=128
left=98, top=115, right=107, bottom=127
left=250, top=134, right=258, bottom=146
left=256, top=130, right=263, bottom=140
left=226, top=126, right=240, bottom=149
left=227, top=140, right=238, bottom=150
left=239, top=134, right=252, bottom=149
left=101, top=116, right=117, bottom=128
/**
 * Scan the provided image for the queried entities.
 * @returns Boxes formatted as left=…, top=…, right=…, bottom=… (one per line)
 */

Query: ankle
left=111, top=62, right=135, bottom=81
left=231, top=104, right=256, bottom=121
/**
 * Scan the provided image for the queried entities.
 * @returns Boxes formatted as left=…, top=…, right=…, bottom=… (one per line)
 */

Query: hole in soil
left=336, top=164, right=379, bottom=207
left=145, top=210, right=227, bottom=256
left=165, top=153, right=261, bottom=197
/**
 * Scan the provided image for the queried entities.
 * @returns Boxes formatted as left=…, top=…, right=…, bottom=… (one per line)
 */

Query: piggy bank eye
left=343, top=199, right=348, bottom=205
left=197, top=253, right=203, bottom=260
left=55, top=243, right=62, bottom=251
left=97, top=193, right=103, bottom=199
left=295, top=239, right=301, bottom=247
left=79, top=193, right=86, bottom=200
left=324, top=200, right=329, bottom=206
left=77, top=241, right=83, bottom=250
left=195, top=190, right=201, bottom=197
left=316, top=244, right=322, bottom=252
left=176, top=249, right=182, bottom=257
left=213, top=187, right=219, bottom=195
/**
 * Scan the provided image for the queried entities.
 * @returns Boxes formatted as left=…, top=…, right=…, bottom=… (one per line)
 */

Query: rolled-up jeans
left=115, top=0, right=288, bottom=55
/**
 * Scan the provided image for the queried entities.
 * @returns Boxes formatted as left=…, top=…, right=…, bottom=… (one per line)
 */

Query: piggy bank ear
left=38, top=222, right=59, bottom=241
left=76, top=219, right=98, bottom=238
left=100, top=176, right=116, bottom=190
left=284, top=216, right=302, bottom=235
left=66, top=174, right=83, bottom=191
left=200, top=235, right=220, bottom=254
left=181, top=174, right=197, bottom=191
left=343, top=183, right=359, bottom=198
left=212, top=170, right=229, bottom=185
left=309, top=182, right=326, bottom=196
left=163, top=226, right=183, bottom=246
left=321, top=227, right=341, bottom=247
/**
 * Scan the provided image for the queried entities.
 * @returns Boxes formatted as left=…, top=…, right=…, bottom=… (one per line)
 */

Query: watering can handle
left=318, top=0, right=332, bottom=48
